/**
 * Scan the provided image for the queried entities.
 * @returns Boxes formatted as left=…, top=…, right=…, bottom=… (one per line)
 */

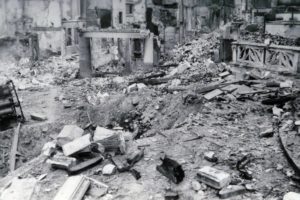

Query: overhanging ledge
left=82, top=29, right=150, bottom=39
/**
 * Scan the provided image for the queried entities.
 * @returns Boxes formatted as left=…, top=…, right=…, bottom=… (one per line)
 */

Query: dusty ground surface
left=0, top=33, right=300, bottom=200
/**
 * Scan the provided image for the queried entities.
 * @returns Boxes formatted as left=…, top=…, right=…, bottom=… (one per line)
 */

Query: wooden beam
left=9, top=122, right=21, bottom=172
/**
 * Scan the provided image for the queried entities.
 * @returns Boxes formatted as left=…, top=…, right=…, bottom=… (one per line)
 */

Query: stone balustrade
left=232, top=41, right=300, bottom=73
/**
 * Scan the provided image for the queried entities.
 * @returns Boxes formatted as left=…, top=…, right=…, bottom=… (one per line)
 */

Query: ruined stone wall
left=0, top=0, right=23, bottom=37
left=87, top=0, right=112, bottom=28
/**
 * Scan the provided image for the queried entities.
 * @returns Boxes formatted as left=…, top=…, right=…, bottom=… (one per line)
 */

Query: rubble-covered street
left=0, top=0, right=300, bottom=200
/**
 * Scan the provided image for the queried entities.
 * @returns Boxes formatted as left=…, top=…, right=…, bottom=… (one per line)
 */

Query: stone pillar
left=232, top=43, right=237, bottom=63
left=61, top=28, right=66, bottom=57
left=143, top=33, right=154, bottom=66
left=79, top=35, right=92, bottom=78
left=124, top=38, right=132, bottom=72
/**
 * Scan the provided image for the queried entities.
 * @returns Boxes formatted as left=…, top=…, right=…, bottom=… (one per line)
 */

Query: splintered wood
left=9, top=122, right=21, bottom=172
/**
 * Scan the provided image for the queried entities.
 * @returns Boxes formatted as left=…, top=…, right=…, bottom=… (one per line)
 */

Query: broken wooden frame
left=232, top=41, right=300, bottom=73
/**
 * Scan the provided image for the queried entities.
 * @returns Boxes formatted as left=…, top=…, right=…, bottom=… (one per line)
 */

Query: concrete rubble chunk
left=62, top=134, right=91, bottom=156
left=197, top=166, right=231, bottom=189
left=259, top=128, right=274, bottom=138
left=53, top=175, right=90, bottom=200
left=204, top=89, right=223, bottom=100
left=295, top=121, right=300, bottom=126
left=57, top=125, right=84, bottom=147
left=41, top=141, right=57, bottom=157
left=30, top=113, right=47, bottom=121
left=204, top=151, right=218, bottom=162
left=280, top=80, right=293, bottom=88
left=0, top=177, right=37, bottom=200
left=46, top=153, right=77, bottom=170
left=219, top=185, right=247, bottom=199
left=273, top=106, right=283, bottom=117
left=218, top=71, right=230, bottom=78
left=191, top=180, right=201, bottom=191
left=102, top=164, right=116, bottom=175
left=283, top=192, right=300, bottom=200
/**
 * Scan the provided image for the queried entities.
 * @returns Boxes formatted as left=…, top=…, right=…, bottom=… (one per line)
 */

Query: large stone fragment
left=197, top=166, right=231, bottom=189
left=57, top=125, right=84, bottom=147
left=30, top=113, right=47, bottom=121
left=62, top=134, right=91, bottom=156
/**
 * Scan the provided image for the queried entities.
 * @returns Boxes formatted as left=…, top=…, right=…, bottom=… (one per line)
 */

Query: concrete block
left=197, top=166, right=231, bottom=189
left=57, top=125, right=84, bottom=147
left=62, top=134, right=91, bottom=156
left=219, top=185, right=246, bottom=199
left=204, top=89, right=223, bottom=100
left=283, top=192, right=300, bottom=200
left=102, top=164, right=116, bottom=175
left=30, top=113, right=47, bottom=121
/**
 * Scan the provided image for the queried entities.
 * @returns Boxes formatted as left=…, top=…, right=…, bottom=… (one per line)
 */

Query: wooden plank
left=53, top=176, right=90, bottom=200
left=9, top=122, right=21, bottom=172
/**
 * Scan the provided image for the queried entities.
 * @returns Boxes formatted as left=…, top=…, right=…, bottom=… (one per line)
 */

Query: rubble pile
left=1, top=30, right=300, bottom=200
left=1, top=55, right=79, bottom=90
left=240, top=31, right=299, bottom=46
